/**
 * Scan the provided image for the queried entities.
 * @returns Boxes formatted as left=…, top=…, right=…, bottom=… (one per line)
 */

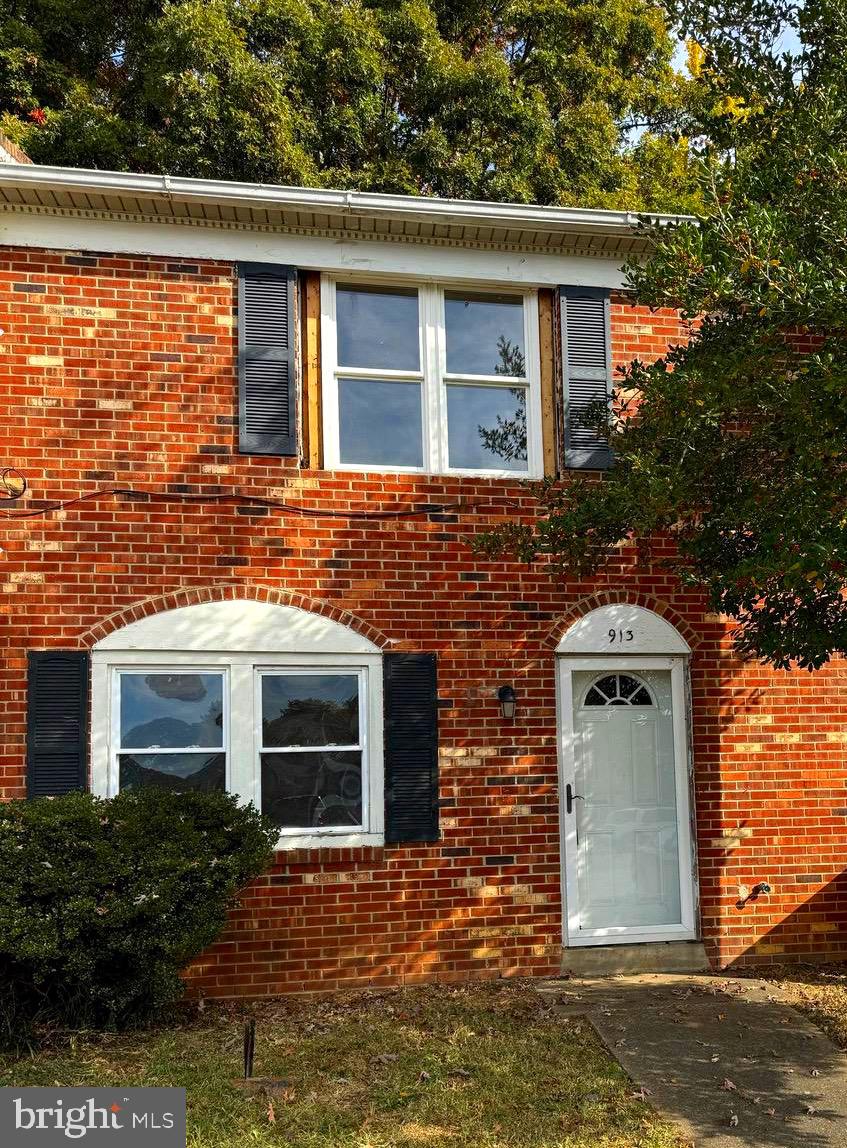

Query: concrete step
left=560, top=940, right=709, bottom=977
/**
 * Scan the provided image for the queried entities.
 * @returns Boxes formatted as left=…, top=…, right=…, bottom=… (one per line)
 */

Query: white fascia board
left=0, top=164, right=692, bottom=236
left=0, top=210, right=632, bottom=288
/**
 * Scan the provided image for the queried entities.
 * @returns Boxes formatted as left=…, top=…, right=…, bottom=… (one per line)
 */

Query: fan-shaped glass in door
left=584, top=673, right=653, bottom=706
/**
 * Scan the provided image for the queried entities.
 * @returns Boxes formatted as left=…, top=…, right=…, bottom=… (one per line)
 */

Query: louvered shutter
left=560, top=286, right=613, bottom=469
left=237, top=263, right=298, bottom=455
left=384, top=653, right=439, bottom=844
left=26, top=651, right=89, bottom=797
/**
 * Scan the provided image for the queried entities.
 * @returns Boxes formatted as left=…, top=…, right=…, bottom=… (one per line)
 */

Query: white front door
left=559, top=657, right=696, bottom=946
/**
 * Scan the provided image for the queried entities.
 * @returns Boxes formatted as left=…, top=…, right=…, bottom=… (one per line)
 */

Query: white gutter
left=0, top=164, right=692, bottom=237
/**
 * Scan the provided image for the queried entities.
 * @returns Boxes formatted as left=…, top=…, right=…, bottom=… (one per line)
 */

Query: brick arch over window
left=76, top=584, right=392, bottom=651
left=544, top=591, right=699, bottom=652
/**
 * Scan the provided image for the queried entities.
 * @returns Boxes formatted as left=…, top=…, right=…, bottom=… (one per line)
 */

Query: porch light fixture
left=497, top=685, right=517, bottom=720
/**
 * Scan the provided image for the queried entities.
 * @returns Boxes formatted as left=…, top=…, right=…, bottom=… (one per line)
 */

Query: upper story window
left=321, top=278, right=542, bottom=477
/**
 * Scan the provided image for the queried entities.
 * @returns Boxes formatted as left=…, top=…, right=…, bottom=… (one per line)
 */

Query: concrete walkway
left=537, top=974, right=847, bottom=1147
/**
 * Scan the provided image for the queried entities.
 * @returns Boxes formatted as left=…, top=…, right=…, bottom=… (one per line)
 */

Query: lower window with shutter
left=384, top=653, right=439, bottom=844
left=26, top=651, right=90, bottom=797
left=83, top=604, right=441, bottom=850
left=90, top=644, right=386, bottom=850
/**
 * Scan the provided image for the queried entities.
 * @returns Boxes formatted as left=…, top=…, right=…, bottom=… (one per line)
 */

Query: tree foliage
left=0, top=0, right=699, bottom=211
left=475, top=0, right=847, bottom=669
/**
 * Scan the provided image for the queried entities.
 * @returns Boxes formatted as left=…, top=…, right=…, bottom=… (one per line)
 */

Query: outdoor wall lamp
left=497, top=685, right=517, bottom=720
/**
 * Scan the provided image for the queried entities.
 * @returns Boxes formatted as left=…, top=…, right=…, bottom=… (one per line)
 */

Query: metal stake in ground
left=243, top=1018, right=256, bottom=1080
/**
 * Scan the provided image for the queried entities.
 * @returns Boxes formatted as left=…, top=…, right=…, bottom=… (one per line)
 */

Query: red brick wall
left=1, top=247, right=846, bottom=996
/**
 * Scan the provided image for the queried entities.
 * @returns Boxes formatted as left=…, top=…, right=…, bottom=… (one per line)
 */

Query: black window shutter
left=384, top=653, right=439, bottom=844
left=560, top=286, right=613, bottom=469
left=26, top=651, right=89, bottom=798
left=237, top=262, right=298, bottom=455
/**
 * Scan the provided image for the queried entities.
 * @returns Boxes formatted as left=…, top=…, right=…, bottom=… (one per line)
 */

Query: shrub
left=0, top=789, right=276, bottom=1040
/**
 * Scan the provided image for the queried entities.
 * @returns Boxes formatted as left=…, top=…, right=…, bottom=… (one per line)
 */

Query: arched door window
left=583, top=673, right=653, bottom=707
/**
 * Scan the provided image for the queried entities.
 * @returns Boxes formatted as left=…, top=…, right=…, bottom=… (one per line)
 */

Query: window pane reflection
left=119, top=752, right=226, bottom=792
left=445, top=292, right=525, bottom=376
left=119, top=673, right=224, bottom=748
left=447, top=384, right=527, bottom=470
left=262, top=674, right=359, bottom=747
left=261, top=751, right=363, bottom=828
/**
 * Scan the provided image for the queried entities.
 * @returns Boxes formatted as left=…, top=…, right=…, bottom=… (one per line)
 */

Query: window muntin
left=324, top=278, right=541, bottom=477
left=115, top=670, right=227, bottom=792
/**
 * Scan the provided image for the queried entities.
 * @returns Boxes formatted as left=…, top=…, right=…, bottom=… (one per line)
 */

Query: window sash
left=260, top=750, right=365, bottom=833
left=256, top=667, right=365, bottom=754
left=336, top=375, right=426, bottom=469
left=322, top=277, right=542, bottom=477
left=112, top=667, right=229, bottom=786
left=256, top=668, right=368, bottom=834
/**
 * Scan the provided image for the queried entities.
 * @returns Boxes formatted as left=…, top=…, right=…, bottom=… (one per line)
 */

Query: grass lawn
left=748, top=963, right=847, bottom=1050
left=0, top=982, right=685, bottom=1148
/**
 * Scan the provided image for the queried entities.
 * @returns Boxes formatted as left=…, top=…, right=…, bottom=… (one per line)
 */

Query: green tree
left=0, top=0, right=699, bottom=211
left=475, top=0, right=847, bottom=670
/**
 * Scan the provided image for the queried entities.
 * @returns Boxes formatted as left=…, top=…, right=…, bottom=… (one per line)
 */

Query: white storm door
left=559, top=658, right=696, bottom=946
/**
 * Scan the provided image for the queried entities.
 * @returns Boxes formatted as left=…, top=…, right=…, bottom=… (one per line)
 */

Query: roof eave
left=0, top=164, right=693, bottom=239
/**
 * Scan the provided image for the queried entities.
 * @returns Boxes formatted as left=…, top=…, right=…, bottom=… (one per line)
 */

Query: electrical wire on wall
left=1, top=468, right=27, bottom=501
left=0, top=468, right=478, bottom=522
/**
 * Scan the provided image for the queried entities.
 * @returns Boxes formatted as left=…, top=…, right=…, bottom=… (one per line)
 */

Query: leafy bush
left=0, top=789, right=276, bottom=1041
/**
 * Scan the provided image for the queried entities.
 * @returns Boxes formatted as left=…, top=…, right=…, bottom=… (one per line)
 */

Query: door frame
left=557, top=654, right=697, bottom=947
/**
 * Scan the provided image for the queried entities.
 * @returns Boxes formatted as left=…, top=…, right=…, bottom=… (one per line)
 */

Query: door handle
left=565, top=784, right=584, bottom=815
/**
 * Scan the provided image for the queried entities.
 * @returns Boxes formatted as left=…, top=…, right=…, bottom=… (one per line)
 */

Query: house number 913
left=608, top=628, right=634, bottom=643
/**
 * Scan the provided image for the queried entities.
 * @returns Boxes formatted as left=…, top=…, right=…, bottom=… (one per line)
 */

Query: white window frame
left=321, top=274, right=544, bottom=478
left=92, top=651, right=384, bottom=850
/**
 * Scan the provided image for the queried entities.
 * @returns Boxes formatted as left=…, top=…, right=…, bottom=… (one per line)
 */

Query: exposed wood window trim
left=300, top=269, right=323, bottom=469
left=538, top=287, right=557, bottom=477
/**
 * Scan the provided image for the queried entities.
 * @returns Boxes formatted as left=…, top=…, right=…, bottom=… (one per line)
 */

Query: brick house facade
left=1, top=166, right=846, bottom=998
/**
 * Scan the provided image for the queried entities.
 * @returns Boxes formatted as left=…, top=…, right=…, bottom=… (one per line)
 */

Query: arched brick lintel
left=544, top=591, right=700, bottom=651
left=75, top=584, right=393, bottom=651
